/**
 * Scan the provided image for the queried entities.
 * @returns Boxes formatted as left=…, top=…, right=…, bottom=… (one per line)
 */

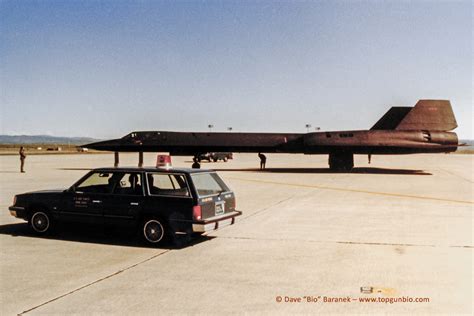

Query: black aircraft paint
left=84, top=100, right=461, bottom=171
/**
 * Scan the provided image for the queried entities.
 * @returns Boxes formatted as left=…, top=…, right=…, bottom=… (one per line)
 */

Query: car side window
left=147, top=173, right=190, bottom=197
left=76, top=172, right=114, bottom=194
left=112, top=173, right=143, bottom=196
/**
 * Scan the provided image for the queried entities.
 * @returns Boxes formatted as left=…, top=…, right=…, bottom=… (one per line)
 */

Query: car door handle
left=130, top=202, right=139, bottom=206
left=92, top=200, right=102, bottom=204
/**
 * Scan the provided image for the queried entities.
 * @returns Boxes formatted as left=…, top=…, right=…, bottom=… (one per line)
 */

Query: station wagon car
left=9, top=167, right=241, bottom=245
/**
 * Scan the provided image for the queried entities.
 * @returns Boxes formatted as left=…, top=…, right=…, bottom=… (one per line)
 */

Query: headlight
left=13, top=195, right=17, bottom=206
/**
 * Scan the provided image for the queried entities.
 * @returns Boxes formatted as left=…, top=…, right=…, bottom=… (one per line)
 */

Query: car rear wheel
left=30, top=211, right=51, bottom=234
left=142, top=219, right=165, bottom=244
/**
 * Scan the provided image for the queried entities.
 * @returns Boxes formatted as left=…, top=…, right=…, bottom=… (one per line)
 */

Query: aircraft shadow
left=0, top=222, right=214, bottom=249
left=211, top=167, right=432, bottom=175
left=184, top=160, right=228, bottom=163
left=57, top=166, right=431, bottom=175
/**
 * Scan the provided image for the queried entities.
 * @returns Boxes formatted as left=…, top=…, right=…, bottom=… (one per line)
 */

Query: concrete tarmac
left=0, top=153, right=472, bottom=315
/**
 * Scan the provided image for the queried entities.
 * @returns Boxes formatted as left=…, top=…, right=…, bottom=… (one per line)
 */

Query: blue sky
left=1, top=1, right=472, bottom=139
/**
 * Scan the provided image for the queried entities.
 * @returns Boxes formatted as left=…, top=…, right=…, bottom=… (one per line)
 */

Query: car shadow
left=211, top=167, right=432, bottom=175
left=0, top=222, right=214, bottom=249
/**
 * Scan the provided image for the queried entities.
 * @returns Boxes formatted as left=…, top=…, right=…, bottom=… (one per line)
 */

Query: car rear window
left=190, top=172, right=228, bottom=197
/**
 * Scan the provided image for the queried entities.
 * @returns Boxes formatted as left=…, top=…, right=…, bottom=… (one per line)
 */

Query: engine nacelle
left=425, top=131, right=458, bottom=146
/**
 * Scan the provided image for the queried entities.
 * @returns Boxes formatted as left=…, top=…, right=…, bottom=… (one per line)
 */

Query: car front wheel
left=142, top=219, right=166, bottom=245
left=30, top=211, right=51, bottom=234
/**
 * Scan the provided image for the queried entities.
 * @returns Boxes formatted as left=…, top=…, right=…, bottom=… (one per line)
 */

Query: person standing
left=258, top=152, right=266, bottom=170
left=19, top=146, right=26, bottom=173
left=192, top=157, right=201, bottom=169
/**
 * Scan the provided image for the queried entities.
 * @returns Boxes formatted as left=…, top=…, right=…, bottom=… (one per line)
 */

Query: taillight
left=193, top=205, right=202, bottom=221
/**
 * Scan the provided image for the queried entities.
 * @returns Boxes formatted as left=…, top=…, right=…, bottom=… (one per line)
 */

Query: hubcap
left=32, top=212, right=49, bottom=233
left=144, top=220, right=164, bottom=243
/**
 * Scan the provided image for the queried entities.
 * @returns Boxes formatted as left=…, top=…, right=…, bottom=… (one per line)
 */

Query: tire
left=223, top=157, right=228, bottom=162
left=30, top=211, right=52, bottom=234
left=142, top=218, right=166, bottom=245
left=213, top=158, right=218, bottom=162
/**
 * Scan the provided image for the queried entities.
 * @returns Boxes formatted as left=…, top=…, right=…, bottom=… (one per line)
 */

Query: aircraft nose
left=81, top=139, right=121, bottom=151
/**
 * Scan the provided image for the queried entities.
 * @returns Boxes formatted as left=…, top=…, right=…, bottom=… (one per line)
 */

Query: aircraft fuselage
left=86, top=129, right=458, bottom=155
left=82, top=100, right=462, bottom=171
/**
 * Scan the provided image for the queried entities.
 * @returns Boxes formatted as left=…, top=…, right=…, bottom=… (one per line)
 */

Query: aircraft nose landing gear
left=329, top=152, right=354, bottom=172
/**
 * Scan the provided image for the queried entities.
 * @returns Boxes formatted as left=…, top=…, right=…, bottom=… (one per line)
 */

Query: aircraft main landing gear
left=328, top=152, right=354, bottom=172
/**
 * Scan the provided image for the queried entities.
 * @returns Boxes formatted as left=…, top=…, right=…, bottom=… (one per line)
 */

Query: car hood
left=22, top=189, right=65, bottom=195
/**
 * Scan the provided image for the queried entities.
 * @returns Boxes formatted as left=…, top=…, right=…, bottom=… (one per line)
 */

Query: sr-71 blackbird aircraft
left=84, top=100, right=461, bottom=171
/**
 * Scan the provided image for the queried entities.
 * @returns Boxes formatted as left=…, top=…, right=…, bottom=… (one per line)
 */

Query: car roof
left=92, top=166, right=215, bottom=174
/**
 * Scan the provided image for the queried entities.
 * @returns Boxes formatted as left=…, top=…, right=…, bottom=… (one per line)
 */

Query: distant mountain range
left=459, top=139, right=473, bottom=152
left=459, top=139, right=473, bottom=146
left=0, top=135, right=101, bottom=145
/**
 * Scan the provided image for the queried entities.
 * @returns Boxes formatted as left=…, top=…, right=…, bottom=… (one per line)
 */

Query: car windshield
left=75, top=172, right=114, bottom=194
left=190, top=172, right=227, bottom=196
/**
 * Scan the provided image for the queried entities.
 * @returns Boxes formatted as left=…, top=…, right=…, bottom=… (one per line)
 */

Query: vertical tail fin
left=371, top=100, right=457, bottom=131
left=395, top=100, right=457, bottom=131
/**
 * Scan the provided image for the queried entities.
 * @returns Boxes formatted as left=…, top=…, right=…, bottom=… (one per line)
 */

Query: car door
left=145, top=172, right=194, bottom=232
left=103, top=172, right=144, bottom=228
left=61, top=171, right=114, bottom=225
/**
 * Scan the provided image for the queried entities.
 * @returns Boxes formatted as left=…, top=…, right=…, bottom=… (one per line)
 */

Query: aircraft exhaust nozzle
left=429, top=131, right=458, bottom=146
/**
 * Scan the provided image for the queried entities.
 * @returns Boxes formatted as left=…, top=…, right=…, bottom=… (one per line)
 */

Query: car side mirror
left=66, top=187, right=75, bottom=193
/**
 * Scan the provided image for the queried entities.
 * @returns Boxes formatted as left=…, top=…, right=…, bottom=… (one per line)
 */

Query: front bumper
left=192, top=210, right=242, bottom=233
left=9, top=206, right=27, bottom=219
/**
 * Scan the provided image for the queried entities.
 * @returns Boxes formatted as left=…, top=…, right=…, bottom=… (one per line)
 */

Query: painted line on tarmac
left=435, top=167, right=473, bottom=184
left=228, top=177, right=474, bottom=205
left=19, top=250, right=171, bottom=315
left=219, top=236, right=473, bottom=249
left=239, top=196, right=296, bottom=222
